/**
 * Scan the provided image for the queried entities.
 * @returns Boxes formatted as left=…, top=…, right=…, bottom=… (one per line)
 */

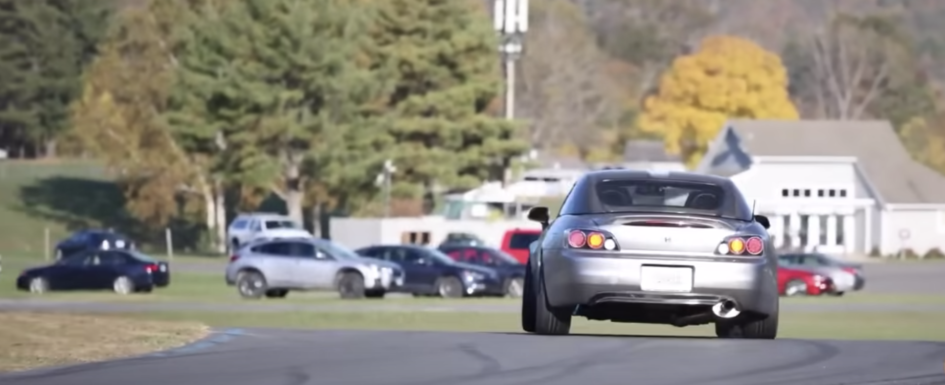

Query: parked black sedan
left=55, top=229, right=134, bottom=260
left=355, top=244, right=504, bottom=298
left=17, top=249, right=169, bottom=294
left=438, top=245, right=526, bottom=297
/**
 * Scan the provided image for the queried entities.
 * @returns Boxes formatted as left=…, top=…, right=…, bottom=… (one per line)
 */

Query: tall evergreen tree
left=0, top=0, right=111, bottom=157
left=370, top=0, right=528, bottom=198
left=170, top=0, right=393, bottom=224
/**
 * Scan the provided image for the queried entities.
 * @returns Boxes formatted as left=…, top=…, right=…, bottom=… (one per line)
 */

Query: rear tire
left=521, top=264, right=536, bottom=333
left=533, top=267, right=571, bottom=335
left=435, top=276, right=464, bottom=298
left=113, top=276, right=134, bottom=295
left=265, top=289, right=288, bottom=298
left=365, top=289, right=386, bottom=298
left=715, top=303, right=779, bottom=340
left=337, top=272, right=366, bottom=299
left=237, top=271, right=267, bottom=299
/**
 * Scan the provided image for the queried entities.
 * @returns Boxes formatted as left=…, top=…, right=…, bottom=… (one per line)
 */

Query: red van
left=500, top=228, right=542, bottom=264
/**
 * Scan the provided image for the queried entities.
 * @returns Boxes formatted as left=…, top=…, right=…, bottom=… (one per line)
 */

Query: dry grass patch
left=0, top=311, right=209, bottom=373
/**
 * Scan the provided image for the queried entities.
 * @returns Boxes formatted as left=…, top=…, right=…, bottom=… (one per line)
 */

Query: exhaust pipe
left=712, top=300, right=741, bottom=319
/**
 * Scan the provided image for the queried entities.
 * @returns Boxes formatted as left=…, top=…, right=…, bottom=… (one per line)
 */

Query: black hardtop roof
left=583, top=169, right=733, bottom=186
left=561, top=169, right=751, bottom=220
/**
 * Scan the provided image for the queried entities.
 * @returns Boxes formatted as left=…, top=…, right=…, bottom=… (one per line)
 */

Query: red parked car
left=500, top=228, right=542, bottom=264
left=777, top=266, right=835, bottom=296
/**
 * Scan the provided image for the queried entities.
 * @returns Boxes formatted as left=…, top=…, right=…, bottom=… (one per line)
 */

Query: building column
left=770, top=214, right=784, bottom=248
left=843, top=214, right=856, bottom=255
left=807, top=213, right=820, bottom=251
left=788, top=212, right=801, bottom=249
left=826, top=215, right=838, bottom=247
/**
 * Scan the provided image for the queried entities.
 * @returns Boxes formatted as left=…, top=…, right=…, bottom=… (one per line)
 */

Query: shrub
left=900, top=248, right=919, bottom=259
left=923, top=248, right=945, bottom=259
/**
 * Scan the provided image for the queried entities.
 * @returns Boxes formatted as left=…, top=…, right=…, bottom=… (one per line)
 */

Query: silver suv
left=227, top=213, right=311, bottom=250
left=225, top=237, right=405, bottom=299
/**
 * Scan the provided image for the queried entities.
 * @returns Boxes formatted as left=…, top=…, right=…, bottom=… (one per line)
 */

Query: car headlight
left=462, top=270, right=485, bottom=281
left=365, top=264, right=380, bottom=273
left=812, top=275, right=825, bottom=283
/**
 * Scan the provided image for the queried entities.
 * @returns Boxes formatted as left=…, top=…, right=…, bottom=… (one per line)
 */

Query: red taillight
left=145, top=264, right=158, bottom=273
left=745, top=237, right=764, bottom=255
left=567, top=230, right=586, bottom=248
left=229, top=255, right=239, bottom=263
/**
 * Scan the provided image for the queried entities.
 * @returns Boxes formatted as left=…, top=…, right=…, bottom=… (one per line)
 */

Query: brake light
left=145, top=264, right=158, bottom=273
left=565, top=230, right=618, bottom=251
left=745, top=237, right=764, bottom=255
left=229, top=255, right=240, bottom=263
left=567, top=231, right=586, bottom=248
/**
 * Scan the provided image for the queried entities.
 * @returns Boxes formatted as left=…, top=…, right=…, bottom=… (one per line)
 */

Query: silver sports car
left=521, top=170, right=779, bottom=339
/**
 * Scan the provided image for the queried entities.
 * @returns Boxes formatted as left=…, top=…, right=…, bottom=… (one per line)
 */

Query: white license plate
left=640, top=266, right=693, bottom=292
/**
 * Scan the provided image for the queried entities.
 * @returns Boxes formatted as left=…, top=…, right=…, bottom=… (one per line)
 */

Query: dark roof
left=623, top=140, right=683, bottom=162
left=563, top=169, right=753, bottom=220
left=584, top=169, right=733, bottom=186
left=726, top=119, right=945, bottom=204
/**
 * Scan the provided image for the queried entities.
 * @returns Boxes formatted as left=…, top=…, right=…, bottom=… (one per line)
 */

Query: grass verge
left=133, top=310, right=945, bottom=341
left=0, top=311, right=208, bottom=373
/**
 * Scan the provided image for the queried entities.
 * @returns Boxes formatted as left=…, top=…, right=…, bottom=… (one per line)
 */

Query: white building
left=697, top=119, right=945, bottom=257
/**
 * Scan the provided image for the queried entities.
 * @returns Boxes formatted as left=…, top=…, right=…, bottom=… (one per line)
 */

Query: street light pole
left=494, top=0, right=527, bottom=120
left=494, top=0, right=527, bottom=187
left=376, top=159, right=397, bottom=218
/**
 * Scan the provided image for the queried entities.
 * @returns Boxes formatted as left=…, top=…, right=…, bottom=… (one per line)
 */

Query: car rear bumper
left=151, top=274, right=170, bottom=287
left=542, top=250, right=778, bottom=315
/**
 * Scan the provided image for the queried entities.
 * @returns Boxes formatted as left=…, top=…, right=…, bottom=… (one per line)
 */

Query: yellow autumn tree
left=899, top=116, right=945, bottom=173
left=638, top=35, right=799, bottom=168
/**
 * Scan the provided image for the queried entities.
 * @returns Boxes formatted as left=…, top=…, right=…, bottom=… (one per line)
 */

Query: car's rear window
left=264, top=220, right=299, bottom=229
left=508, top=232, right=540, bottom=249
left=594, top=179, right=726, bottom=212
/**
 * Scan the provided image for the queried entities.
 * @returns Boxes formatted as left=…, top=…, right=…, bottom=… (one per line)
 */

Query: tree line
left=32, top=0, right=525, bottom=251
left=3, top=0, right=945, bottom=251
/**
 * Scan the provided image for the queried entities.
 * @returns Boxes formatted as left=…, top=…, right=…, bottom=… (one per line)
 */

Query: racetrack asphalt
left=2, top=328, right=944, bottom=385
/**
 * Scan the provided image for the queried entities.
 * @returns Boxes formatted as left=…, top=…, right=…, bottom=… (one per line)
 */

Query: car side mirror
left=527, top=206, right=550, bottom=228
left=754, top=215, right=770, bottom=230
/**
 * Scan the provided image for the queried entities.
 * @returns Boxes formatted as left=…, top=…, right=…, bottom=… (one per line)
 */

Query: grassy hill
left=0, top=160, right=135, bottom=257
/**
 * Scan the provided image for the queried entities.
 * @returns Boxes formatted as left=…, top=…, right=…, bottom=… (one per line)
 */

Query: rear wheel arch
left=237, top=267, right=264, bottom=280
left=334, top=268, right=363, bottom=285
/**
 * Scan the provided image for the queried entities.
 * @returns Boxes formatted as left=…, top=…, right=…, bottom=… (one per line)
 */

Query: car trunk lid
left=594, top=214, right=739, bottom=255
